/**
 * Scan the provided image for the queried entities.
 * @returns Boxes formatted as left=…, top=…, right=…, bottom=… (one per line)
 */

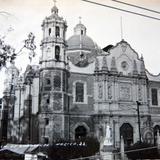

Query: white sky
left=0, top=0, right=160, bottom=96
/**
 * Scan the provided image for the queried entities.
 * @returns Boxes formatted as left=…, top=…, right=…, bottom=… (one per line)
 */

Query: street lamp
left=136, top=101, right=142, bottom=143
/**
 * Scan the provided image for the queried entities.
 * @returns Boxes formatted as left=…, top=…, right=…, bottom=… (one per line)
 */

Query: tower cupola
left=51, top=2, right=58, bottom=14
left=74, top=17, right=87, bottom=36
left=40, top=0, right=68, bottom=69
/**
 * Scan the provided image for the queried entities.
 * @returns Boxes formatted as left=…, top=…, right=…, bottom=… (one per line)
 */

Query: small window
left=46, top=98, right=50, bottom=104
left=0, top=98, right=2, bottom=109
left=44, top=137, right=49, bottom=144
left=49, top=28, right=51, bottom=36
left=56, top=26, right=60, bottom=37
left=152, top=88, right=158, bottom=105
left=45, top=118, right=49, bottom=125
left=81, top=30, right=83, bottom=35
left=76, top=82, right=84, bottom=102
left=46, top=78, right=51, bottom=85
left=55, top=46, right=60, bottom=61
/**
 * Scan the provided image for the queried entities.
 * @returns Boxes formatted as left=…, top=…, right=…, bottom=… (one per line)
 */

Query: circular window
left=121, top=61, right=128, bottom=70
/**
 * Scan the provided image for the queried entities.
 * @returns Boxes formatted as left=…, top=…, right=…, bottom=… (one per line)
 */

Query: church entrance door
left=75, top=126, right=87, bottom=139
left=120, top=123, right=133, bottom=147
left=154, top=125, right=160, bottom=145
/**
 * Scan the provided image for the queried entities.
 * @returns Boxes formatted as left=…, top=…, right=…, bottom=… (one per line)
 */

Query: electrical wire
left=81, top=0, right=160, bottom=21
left=112, top=0, right=160, bottom=15
left=69, top=146, right=158, bottom=160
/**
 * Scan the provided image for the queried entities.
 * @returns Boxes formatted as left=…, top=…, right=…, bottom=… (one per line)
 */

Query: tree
left=0, top=32, right=36, bottom=69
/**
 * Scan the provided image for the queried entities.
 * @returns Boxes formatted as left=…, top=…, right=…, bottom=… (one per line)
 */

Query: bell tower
left=39, top=1, right=69, bottom=144
left=40, top=0, right=67, bottom=68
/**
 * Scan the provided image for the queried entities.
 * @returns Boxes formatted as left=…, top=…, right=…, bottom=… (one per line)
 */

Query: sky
left=0, top=0, right=160, bottom=96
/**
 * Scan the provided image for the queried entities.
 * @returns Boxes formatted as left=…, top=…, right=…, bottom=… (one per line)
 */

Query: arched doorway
left=154, top=125, right=160, bottom=145
left=75, top=125, right=87, bottom=139
left=120, top=123, right=133, bottom=147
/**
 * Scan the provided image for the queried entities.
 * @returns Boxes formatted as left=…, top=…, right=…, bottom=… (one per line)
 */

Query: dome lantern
left=51, top=0, right=58, bottom=14
left=74, top=17, right=86, bottom=36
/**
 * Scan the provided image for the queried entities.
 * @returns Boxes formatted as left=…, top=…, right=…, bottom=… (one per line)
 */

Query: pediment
left=98, top=40, right=145, bottom=75
left=108, top=40, right=140, bottom=61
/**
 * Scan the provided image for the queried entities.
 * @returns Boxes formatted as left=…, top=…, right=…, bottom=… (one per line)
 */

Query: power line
left=70, top=146, right=158, bottom=160
left=81, top=0, right=160, bottom=21
left=112, top=0, right=160, bottom=15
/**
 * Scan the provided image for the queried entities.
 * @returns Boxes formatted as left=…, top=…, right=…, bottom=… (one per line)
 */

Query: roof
left=69, top=61, right=95, bottom=74
left=67, top=35, right=96, bottom=51
left=0, top=144, right=40, bottom=155
left=146, top=70, right=160, bottom=82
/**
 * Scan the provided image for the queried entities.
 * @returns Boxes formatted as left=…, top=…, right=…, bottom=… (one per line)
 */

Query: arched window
left=120, top=123, right=133, bottom=147
left=48, top=28, right=51, bottom=36
left=56, top=26, right=60, bottom=37
left=75, top=82, right=84, bottom=102
left=154, top=125, right=160, bottom=145
left=46, top=98, right=50, bottom=104
left=81, top=30, right=83, bottom=35
left=44, top=137, right=49, bottom=144
left=151, top=88, right=158, bottom=105
left=75, top=126, right=87, bottom=139
left=55, top=46, right=60, bottom=61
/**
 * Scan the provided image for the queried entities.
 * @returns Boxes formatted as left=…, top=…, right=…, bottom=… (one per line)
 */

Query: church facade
left=2, top=3, right=160, bottom=148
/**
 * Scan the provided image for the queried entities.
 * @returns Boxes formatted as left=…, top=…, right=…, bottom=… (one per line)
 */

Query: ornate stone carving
left=102, top=56, right=108, bottom=71
left=140, top=56, right=146, bottom=76
left=111, top=57, right=118, bottom=73
left=53, top=93, right=62, bottom=111
left=52, top=116, right=63, bottom=139
left=121, top=42, right=127, bottom=53
left=53, top=75, right=61, bottom=91
left=95, top=58, right=99, bottom=71
left=141, top=117, right=154, bottom=144
left=76, top=53, right=89, bottom=67
left=138, top=85, right=142, bottom=101
left=133, top=60, right=138, bottom=75
left=121, top=61, right=128, bottom=71
left=120, top=84, right=131, bottom=100
left=98, top=84, right=103, bottom=99
left=108, top=82, right=112, bottom=99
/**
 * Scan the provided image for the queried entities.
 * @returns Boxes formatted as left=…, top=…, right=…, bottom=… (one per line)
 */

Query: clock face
left=121, top=61, right=128, bottom=71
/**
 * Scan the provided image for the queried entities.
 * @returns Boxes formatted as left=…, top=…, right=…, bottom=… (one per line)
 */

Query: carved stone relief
left=53, top=93, right=62, bottom=111
left=52, top=115, right=63, bottom=139
left=119, top=83, right=131, bottom=101
left=98, top=84, right=103, bottom=99
left=138, top=85, right=142, bottom=101
left=121, top=43, right=127, bottom=53
left=108, top=82, right=112, bottom=99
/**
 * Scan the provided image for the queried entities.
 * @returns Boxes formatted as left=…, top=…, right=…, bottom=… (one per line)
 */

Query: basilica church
left=1, top=3, right=160, bottom=149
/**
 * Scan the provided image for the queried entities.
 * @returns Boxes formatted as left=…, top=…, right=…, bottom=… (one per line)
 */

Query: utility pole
left=136, top=101, right=142, bottom=143
left=18, top=85, right=21, bottom=143
left=25, top=66, right=34, bottom=144
left=18, top=79, right=24, bottom=143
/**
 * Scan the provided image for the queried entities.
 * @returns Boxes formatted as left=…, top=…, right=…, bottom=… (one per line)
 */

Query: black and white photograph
left=0, top=0, right=160, bottom=159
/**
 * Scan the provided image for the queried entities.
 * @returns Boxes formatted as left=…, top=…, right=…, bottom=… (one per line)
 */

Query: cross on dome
left=51, top=0, right=58, bottom=14
left=53, top=0, right=57, bottom=6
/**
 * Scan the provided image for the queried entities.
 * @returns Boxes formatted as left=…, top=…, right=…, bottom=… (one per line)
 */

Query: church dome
left=67, top=21, right=97, bottom=51
left=67, top=34, right=96, bottom=51
left=66, top=20, right=99, bottom=67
